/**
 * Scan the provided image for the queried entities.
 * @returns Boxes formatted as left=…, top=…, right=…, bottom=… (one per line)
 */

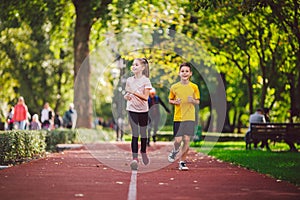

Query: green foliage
left=1, top=0, right=299, bottom=129
left=0, top=129, right=79, bottom=165
left=0, top=0, right=74, bottom=116
left=45, top=129, right=79, bottom=151
left=0, top=130, right=46, bottom=165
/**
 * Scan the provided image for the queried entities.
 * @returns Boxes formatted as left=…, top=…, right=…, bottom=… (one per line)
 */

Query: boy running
left=168, top=62, right=200, bottom=170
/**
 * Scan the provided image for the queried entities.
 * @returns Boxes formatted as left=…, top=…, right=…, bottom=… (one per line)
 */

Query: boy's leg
left=178, top=135, right=190, bottom=171
left=168, top=136, right=182, bottom=162
left=174, top=136, right=182, bottom=151
left=180, top=135, right=191, bottom=161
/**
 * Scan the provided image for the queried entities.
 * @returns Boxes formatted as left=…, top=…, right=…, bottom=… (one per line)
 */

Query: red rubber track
left=0, top=143, right=299, bottom=200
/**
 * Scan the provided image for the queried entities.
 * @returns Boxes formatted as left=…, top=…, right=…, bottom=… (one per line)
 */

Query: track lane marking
left=127, top=170, right=137, bottom=200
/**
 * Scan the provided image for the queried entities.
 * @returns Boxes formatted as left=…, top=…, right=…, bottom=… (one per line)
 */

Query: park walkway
left=0, top=142, right=299, bottom=200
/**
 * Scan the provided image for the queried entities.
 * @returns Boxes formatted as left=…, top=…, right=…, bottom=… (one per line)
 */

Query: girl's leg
left=131, top=136, right=139, bottom=158
left=140, top=126, right=147, bottom=153
left=139, top=112, right=148, bottom=153
left=129, top=112, right=139, bottom=159
left=139, top=112, right=150, bottom=165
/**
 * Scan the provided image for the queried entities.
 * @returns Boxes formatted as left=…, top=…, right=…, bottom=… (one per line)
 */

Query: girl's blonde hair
left=135, top=58, right=149, bottom=77
left=32, top=114, right=39, bottom=122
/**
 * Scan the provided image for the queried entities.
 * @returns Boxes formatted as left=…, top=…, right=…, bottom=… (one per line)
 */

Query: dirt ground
left=0, top=142, right=299, bottom=200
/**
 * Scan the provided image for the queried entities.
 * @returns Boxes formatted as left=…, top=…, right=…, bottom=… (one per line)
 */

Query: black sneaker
left=179, top=161, right=188, bottom=171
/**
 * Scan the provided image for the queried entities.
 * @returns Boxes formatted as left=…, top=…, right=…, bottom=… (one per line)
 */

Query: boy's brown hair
left=179, top=62, right=192, bottom=71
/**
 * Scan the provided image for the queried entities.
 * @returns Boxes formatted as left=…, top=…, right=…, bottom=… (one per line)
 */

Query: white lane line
left=127, top=170, right=137, bottom=200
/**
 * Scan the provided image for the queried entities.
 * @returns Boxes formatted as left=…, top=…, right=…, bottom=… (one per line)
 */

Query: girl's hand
left=124, top=93, right=132, bottom=101
left=126, top=89, right=134, bottom=94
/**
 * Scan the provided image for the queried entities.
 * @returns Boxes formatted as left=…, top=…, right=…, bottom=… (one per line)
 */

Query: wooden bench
left=249, top=123, right=300, bottom=151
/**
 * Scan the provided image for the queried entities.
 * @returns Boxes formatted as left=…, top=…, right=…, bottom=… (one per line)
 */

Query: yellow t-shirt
left=169, top=82, right=200, bottom=121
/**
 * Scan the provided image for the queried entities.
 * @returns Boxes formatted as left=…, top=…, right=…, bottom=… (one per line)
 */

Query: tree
left=242, top=0, right=300, bottom=122
left=0, top=0, right=74, bottom=117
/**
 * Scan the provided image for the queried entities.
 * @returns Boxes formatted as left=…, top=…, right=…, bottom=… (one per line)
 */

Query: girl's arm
left=126, top=88, right=150, bottom=101
left=124, top=81, right=132, bottom=100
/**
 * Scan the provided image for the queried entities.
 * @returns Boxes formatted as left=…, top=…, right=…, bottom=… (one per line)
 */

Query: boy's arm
left=168, top=87, right=180, bottom=105
left=190, top=98, right=200, bottom=105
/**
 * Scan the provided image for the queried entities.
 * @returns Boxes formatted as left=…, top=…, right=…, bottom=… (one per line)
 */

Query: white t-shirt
left=41, top=108, right=51, bottom=123
left=125, top=75, right=152, bottom=112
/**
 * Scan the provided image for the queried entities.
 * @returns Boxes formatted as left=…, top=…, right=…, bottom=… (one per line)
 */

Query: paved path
left=0, top=142, right=299, bottom=200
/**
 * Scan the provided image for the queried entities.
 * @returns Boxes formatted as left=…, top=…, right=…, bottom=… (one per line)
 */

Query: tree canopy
left=0, top=0, right=299, bottom=131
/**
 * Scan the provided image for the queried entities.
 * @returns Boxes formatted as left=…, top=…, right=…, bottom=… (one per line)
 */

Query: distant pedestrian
left=13, top=96, right=29, bottom=130
left=54, top=113, right=63, bottom=128
left=167, top=62, right=200, bottom=171
left=116, top=117, right=124, bottom=141
left=41, top=102, right=53, bottom=130
left=63, top=103, right=77, bottom=129
left=147, top=88, right=170, bottom=146
left=30, top=114, right=41, bottom=130
left=6, top=107, right=14, bottom=130
left=124, top=58, right=152, bottom=170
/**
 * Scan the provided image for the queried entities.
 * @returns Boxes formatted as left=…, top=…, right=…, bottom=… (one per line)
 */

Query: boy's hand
left=188, top=96, right=194, bottom=103
left=174, top=99, right=181, bottom=105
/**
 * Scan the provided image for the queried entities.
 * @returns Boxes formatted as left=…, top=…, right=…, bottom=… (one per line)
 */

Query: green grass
left=192, top=141, right=300, bottom=185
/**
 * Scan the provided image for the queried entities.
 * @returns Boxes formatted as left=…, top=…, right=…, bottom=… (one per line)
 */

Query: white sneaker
left=130, top=159, right=138, bottom=170
left=179, top=161, right=188, bottom=171
left=168, top=149, right=179, bottom=163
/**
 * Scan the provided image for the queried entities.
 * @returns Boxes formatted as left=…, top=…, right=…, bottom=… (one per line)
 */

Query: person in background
left=13, top=96, right=28, bottom=130
left=168, top=62, right=200, bottom=171
left=6, top=107, right=14, bottom=130
left=260, top=107, right=271, bottom=150
left=41, top=102, right=53, bottom=130
left=116, top=117, right=125, bottom=141
left=147, top=88, right=170, bottom=146
left=30, top=114, right=41, bottom=130
left=63, top=103, right=77, bottom=129
left=54, top=113, right=63, bottom=128
left=245, top=108, right=266, bottom=150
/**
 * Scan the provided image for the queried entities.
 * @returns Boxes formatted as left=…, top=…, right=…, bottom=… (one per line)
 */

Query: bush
left=45, top=129, right=78, bottom=151
left=0, top=129, right=79, bottom=165
left=0, top=130, right=46, bottom=165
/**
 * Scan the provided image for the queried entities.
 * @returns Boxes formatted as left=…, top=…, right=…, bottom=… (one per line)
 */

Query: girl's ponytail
left=136, top=58, right=149, bottom=77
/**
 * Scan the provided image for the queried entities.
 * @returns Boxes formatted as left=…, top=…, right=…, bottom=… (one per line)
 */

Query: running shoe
left=141, top=153, right=150, bottom=165
left=130, top=158, right=138, bottom=170
left=168, top=149, right=179, bottom=163
left=179, top=161, right=188, bottom=171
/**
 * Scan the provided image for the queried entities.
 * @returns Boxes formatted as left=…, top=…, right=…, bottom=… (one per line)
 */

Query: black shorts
left=173, top=121, right=195, bottom=137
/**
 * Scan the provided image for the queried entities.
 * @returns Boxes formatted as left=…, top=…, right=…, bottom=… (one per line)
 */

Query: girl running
left=124, top=58, right=152, bottom=170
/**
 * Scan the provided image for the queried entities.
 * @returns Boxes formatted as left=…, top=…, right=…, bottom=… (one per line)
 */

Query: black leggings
left=128, top=111, right=148, bottom=158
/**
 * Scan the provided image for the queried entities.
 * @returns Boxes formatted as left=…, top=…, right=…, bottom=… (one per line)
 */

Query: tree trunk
left=72, top=0, right=93, bottom=128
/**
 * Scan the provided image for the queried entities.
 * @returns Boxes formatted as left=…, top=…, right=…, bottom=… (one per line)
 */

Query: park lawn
left=192, top=141, right=300, bottom=186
